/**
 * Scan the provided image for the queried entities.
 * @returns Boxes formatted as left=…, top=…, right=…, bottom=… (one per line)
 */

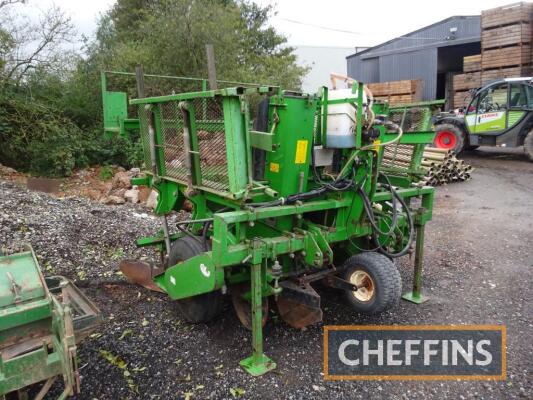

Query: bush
left=99, top=165, right=114, bottom=180
left=0, top=92, right=143, bottom=177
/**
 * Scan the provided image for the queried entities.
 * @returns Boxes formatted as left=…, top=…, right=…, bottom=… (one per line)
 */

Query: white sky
left=22, top=0, right=520, bottom=48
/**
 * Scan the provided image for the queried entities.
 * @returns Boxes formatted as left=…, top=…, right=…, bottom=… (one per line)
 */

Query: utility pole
left=205, top=44, right=218, bottom=90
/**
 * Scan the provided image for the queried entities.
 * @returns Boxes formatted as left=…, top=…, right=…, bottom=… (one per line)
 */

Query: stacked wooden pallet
left=452, top=56, right=481, bottom=109
left=481, top=2, right=533, bottom=84
left=368, top=79, right=422, bottom=105
left=451, top=55, right=480, bottom=108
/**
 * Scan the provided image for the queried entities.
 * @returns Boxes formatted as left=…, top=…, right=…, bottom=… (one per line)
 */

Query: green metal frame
left=101, top=71, right=278, bottom=139
left=0, top=249, right=101, bottom=398
left=125, top=77, right=436, bottom=375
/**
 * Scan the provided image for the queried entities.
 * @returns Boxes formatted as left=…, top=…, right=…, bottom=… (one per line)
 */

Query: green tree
left=87, top=0, right=307, bottom=90
left=0, top=0, right=308, bottom=177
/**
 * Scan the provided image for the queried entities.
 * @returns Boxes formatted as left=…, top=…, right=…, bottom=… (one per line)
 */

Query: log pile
left=420, top=147, right=473, bottom=186
left=382, top=145, right=473, bottom=186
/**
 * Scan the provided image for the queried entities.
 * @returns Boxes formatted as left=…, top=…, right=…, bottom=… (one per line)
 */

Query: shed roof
left=347, top=15, right=481, bottom=59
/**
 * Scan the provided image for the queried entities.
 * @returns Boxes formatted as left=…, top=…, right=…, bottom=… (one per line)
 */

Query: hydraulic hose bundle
left=358, top=173, right=414, bottom=258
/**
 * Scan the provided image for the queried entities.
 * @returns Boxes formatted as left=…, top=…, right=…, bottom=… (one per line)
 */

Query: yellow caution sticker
left=373, top=139, right=381, bottom=152
left=294, top=140, right=308, bottom=164
left=270, top=162, right=280, bottom=173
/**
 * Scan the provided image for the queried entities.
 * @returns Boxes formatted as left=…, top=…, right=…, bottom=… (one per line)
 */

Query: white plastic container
left=325, top=88, right=366, bottom=148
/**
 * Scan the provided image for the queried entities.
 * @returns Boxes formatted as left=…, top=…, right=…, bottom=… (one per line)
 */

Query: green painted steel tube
left=251, top=263, right=264, bottom=363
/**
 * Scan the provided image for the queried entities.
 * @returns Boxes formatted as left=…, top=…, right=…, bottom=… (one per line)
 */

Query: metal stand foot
left=402, top=291, right=428, bottom=304
left=239, top=354, right=276, bottom=377
left=403, top=208, right=429, bottom=304
left=240, top=263, right=276, bottom=376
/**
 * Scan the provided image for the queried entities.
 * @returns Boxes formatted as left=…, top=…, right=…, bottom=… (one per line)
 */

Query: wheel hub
left=435, top=130, right=457, bottom=149
left=349, top=270, right=375, bottom=302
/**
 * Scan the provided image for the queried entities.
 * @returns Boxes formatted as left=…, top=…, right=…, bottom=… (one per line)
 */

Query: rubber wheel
left=434, top=123, right=465, bottom=153
left=524, top=129, right=533, bottom=162
left=169, top=236, right=223, bottom=323
left=341, top=253, right=402, bottom=314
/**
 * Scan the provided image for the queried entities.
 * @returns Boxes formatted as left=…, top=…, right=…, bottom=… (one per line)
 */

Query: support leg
left=239, top=263, right=276, bottom=376
left=403, top=208, right=429, bottom=304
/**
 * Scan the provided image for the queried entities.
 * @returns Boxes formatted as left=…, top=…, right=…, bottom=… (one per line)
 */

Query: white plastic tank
left=325, top=88, right=366, bottom=148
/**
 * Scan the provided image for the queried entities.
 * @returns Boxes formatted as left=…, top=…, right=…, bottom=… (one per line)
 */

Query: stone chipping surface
left=0, top=147, right=531, bottom=399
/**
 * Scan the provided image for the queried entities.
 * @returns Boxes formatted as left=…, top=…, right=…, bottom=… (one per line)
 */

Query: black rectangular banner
left=324, top=325, right=506, bottom=380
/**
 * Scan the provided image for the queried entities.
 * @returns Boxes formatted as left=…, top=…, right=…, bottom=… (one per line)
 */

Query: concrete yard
left=0, top=147, right=531, bottom=399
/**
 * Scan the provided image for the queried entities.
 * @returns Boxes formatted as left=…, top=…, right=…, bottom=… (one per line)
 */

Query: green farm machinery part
left=108, top=70, right=439, bottom=376
left=0, top=248, right=102, bottom=399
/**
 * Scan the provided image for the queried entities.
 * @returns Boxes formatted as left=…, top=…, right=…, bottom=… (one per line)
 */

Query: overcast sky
left=22, top=0, right=519, bottom=48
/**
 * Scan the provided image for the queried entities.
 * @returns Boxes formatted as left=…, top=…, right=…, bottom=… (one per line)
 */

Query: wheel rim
left=434, top=130, right=457, bottom=149
left=349, top=270, right=375, bottom=302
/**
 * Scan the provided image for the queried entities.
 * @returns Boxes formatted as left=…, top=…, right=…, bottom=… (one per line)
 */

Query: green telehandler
left=434, top=77, right=533, bottom=160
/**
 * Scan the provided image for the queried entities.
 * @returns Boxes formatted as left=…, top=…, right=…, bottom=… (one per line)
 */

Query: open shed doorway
left=437, top=43, right=480, bottom=108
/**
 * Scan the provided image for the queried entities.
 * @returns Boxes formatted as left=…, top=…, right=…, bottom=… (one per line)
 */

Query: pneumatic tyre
left=341, top=253, right=402, bottom=314
left=168, top=236, right=223, bottom=323
left=525, top=129, right=533, bottom=162
left=434, top=123, right=466, bottom=153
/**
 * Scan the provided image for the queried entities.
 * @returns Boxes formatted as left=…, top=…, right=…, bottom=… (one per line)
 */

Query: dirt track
left=0, top=147, right=532, bottom=399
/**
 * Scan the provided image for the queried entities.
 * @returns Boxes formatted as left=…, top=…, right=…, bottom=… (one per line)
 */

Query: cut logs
left=382, top=145, right=473, bottom=186
left=419, top=148, right=474, bottom=186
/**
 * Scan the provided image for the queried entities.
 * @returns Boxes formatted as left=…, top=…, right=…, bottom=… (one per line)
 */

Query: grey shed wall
left=346, top=16, right=481, bottom=101
left=378, top=48, right=438, bottom=100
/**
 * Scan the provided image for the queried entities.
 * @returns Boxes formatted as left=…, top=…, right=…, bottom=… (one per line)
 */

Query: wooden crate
left=482, top=22, right=531, bottom=49
left=481, top=44, right=531, bottom=69
left=481, top=65, right=533, bottom=84
left=453, top=91, right=474, bottom=109
left=453, top=72, right=481, bottom=91
left=368, top=79, right=422, bottom=105
left=374, top=94, right=420, bottom=105
left=367, top=79, right=422, bottom=97
left=463, top=54, right=481, bottom=72
left=481, top=2, right=533, bottom=29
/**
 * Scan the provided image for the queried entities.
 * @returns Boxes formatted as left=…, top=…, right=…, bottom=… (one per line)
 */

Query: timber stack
left=382, top=145, right=473, bottom=186
left=481, top=2, right=532, bottom=84
left=451, top=2, right=532, bottom=109
left=452, top=55, right=481, bottom=109
left=420, top=147, right=473, bottom=186
left=367, top=79, right=422, bottom=105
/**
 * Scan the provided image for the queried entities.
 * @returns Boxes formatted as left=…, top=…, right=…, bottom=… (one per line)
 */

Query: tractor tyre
left=525, top=129, right=533, bottom=162
left=434, top=123, right=466, bottom=154
left=169, top=236, right=223, bottom=323
left=341, top=253, right=402, bottom=314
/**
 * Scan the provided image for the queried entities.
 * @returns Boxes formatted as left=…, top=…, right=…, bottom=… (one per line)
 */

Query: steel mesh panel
left=194, top=97, right=229, bottom=191
left=137, top=96, right=230, bottom=192
left=388, top=107, right=431, bottom=132
left=159, top=102, right=188, bottom=182
left=138, top=105, right=153, bottom=169
left=382, top=144, right=415, bottom=172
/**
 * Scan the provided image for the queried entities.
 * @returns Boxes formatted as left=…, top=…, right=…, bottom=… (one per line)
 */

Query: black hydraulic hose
left=359, top=172, right=414, bottom=258
left=358, top=181, right=399, bottom=236
left=201, top=207, right=231, bottom=251
left=376, top=184, right=414, bottom=258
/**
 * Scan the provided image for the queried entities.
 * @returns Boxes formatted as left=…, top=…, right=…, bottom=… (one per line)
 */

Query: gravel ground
left=0, top=147, right=531, bottom=399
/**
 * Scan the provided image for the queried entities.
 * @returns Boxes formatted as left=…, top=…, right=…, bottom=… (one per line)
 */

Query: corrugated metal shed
left=347, top=16, right=481, bottom=101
